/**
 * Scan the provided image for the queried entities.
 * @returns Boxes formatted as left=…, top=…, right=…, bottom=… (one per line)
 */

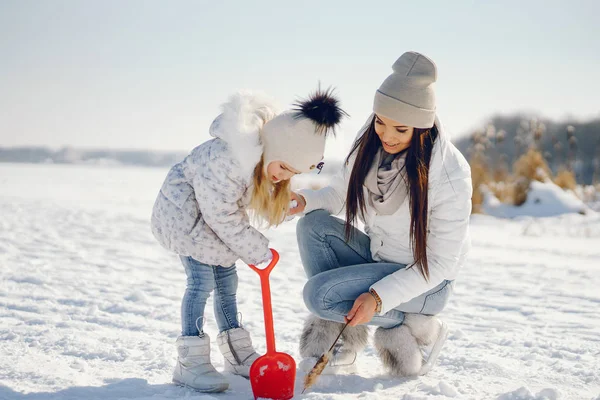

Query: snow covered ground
left=1, top=163, right=599, bottom=400
left=482, top=180, right=591, bottom=218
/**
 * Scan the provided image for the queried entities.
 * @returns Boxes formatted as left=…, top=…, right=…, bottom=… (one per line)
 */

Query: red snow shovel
left=248, top=249, right=296, bottom=400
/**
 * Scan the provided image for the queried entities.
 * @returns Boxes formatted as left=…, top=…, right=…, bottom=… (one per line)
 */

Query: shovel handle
left=247, top=249, right=280, bottom=277
left=248, top=249, right=279, bottom=354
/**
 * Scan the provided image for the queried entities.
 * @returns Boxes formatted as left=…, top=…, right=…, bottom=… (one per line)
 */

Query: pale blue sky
left=1, top=0, right=599, bottom=159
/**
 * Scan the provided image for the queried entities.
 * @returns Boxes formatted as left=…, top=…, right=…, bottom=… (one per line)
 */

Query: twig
left=302, top=322, right=349, bottom=393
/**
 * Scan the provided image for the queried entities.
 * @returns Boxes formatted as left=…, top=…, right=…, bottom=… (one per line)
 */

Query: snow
left=482, top=180, right=591, bottom=218
left=277, top=361, right=290, bottom=371
left=577, top=185, right=600, bottom=212
left=496, top=386, right=559, bottom=400
left=418, top=380, right=458, bottom=397
left=1, top=163, right=599, bottom=400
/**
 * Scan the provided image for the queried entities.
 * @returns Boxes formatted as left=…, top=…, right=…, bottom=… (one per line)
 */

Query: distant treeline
left=3, top=114, right=599, bottom=182
left=454, top=115, right=600, bottom=184
left=0, top=146, right=187, bottom=168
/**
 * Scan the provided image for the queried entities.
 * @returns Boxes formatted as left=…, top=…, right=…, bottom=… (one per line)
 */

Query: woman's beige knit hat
left=373, top=51, right=437, bottom=129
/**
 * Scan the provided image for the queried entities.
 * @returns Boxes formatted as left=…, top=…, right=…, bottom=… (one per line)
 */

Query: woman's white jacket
left=300, top=116, right=472, bottom=314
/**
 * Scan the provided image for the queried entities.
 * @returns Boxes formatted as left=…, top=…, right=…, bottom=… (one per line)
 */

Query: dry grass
left=469, top=148, right=550, bottom=209
left=470, top=153, right=490, bottom=214
left=512, top=177, right=530, bottom=206
left=487, top=181, right=514, bottom=204
left=513, top=148, right=552, bottom=182
left=492, top=165, right=510, bottom=183
left=465, top=121, right=590, bottom=214
left=484, top=178, right=530, bottom=206
left=554, top=169, right=577, bottom=191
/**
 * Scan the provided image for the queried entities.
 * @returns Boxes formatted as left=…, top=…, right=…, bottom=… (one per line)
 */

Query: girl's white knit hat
left=373, top=51, right=437, bottom=129
left=261, top=88, right=346, bottom=173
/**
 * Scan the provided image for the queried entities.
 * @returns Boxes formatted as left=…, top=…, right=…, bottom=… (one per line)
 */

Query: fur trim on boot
left=403, top=314, right=442, bottom=346
left=299, top=315, right=368, bottom=357
left=405, top=315, right=449, bottom=375
left=299, top=315, right=368, bottom=375
left=374, top=315, right=449, bottom=377
left=374, top=325, right=422, bottom=377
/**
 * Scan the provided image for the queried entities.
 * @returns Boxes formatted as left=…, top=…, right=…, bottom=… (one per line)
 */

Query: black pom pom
left=292, top=85, right=348, bottom=136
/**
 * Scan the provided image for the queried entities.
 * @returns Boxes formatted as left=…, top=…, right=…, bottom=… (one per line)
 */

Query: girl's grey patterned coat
left=151, top=92, right=278, bottom=267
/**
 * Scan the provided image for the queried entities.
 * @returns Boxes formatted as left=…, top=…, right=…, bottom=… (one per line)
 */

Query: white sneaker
left=217, top=327, right=260, bottom=378
left=172, top=334, right=229, bottom=393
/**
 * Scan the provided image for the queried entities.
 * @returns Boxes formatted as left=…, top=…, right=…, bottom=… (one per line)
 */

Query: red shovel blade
left=249, top=352, right=296, bottom=400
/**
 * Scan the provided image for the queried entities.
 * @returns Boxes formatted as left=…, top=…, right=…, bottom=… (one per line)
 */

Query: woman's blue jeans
left=180, top=256, right=240, bottom=336
left=297, top=209, right=453, bottom=329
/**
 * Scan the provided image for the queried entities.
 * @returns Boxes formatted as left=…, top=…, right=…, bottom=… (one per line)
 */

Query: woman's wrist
left=369, top=288, right=382, bottom=314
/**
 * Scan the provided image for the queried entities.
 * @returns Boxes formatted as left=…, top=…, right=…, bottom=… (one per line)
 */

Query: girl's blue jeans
left=180, top=256, right=240, bottom=336
left=297, top=209, right=453, bottom=329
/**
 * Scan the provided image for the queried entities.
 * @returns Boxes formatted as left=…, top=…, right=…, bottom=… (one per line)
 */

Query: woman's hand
left=345, top=292, right=377, bottom=326
left=288, top=192, right=306, bottom=215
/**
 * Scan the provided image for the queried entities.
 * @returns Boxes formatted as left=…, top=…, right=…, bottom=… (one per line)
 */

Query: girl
left=290, top=52, right=472, bottom=377
left=151, top=88, right=345, bottom=392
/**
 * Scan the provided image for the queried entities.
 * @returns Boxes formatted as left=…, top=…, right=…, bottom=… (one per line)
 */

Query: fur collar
left=209, top=91, right=280, bottom=177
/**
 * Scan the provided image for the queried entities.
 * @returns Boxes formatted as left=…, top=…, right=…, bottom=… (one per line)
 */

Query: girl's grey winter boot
left=172, top=334, right=229, bottom=392
left=217, top=327, right=260, bottom=377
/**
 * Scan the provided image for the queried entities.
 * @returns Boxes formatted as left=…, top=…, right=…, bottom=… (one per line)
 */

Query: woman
left=289, top=52, right=472, bottom=377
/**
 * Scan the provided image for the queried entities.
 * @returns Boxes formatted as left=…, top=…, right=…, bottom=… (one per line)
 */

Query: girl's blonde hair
left=249, top=156, right=291, bottom=227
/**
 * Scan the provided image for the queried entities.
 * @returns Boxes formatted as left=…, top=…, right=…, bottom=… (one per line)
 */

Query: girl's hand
left=345, top=292, right=377, bottom=326
left=252, top=256, right=273, bottom=270
left=289, top=192, right=306, bottom=215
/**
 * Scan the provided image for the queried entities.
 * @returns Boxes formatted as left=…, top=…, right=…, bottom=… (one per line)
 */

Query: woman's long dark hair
left=344, top=115, right=439, bottom=280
